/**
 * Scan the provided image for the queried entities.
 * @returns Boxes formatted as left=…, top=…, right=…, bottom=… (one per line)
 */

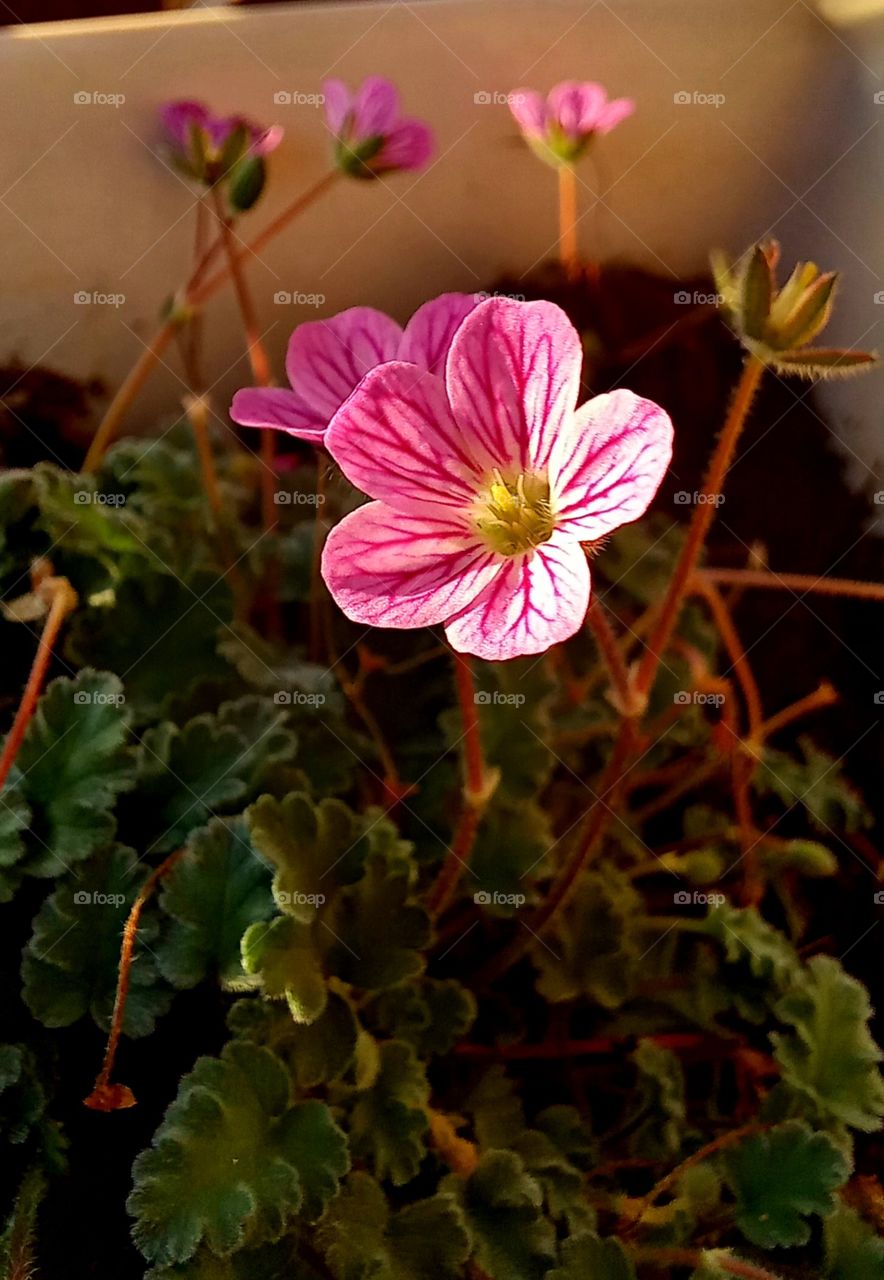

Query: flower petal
left=351, top=75, right=400, bottom=140
left=547, top=81, right=607, bottom=139
left=321, top=501, right=499, bottom=628
left=398, top=293, right=481, bottom=375
left=446, top=296, right=583, bottom=473
left=375, top=118, right=434, bottom=172
left=325, top=362, right=483, bottom=513
left=596, top=97, right=635, bottom=134
left=230, top=387, right=326, bottom=443
left=445, top=532, right=590, bottom=660
left=551, top=389, right=673, bottom=539
left=285, top=307, right=403, bottom=422
left=509, top=88, right=547, bottom=140
left=161, top=100, right=210, bottom=149
left=322, top=79, right=353, bottom=137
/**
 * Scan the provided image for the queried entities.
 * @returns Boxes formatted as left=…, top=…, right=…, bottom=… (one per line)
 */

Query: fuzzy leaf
left=766, top=348, right=877, bottom=378
left=347, top=1040, right=429, bottom=1186
left=547, top=1231, right=636, bottom=1280
left=366, top=978, right=476, bottom=1057
left=772, top=955, right=884, bottom=1132
left=156, top=818, right=274, bottom=989
left=0, top=769, right=30, bottom=901
left=22, top=846, right=171, bottom=1036
left=443, top=1150, right=556, bottom=1280
left=824, top=1202, right=884, bottom=1278
left=466, top=1066, right=526, bottom=1151
left=129, top=1041, right=348, bottom=1265
left=227, top=993, right=358, bottom=1089
left=628, top=1039, right=687, bottom=1160
left=241, top=915, right=328, bottom=1024
left=0, top=1045, right=46, bottom=1145
left=723, top=1120, right=849, bottom=1247
left=4, top=669, right=133, bottom=876
left=317, top=1171, right=470, bottom=1280
left=324, top=856, right=430, bottom=991
left=758, top=737, right=871, bottom=833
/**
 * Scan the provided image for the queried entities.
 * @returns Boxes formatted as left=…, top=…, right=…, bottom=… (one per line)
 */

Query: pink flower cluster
left=232, top=297, right=672, bottom=662
left=323, top=76, right=433, bottom=178
left=510, top=80, right=634, bottom=165
left=161, top=100, right=282, bottom=183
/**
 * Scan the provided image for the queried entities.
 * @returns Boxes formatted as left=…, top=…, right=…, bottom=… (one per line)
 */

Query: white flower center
left=473, top=469, right=556, bottom=556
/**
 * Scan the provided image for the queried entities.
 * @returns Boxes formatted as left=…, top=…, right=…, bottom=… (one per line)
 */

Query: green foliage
left=627, top=1039, right=687, bottom=1160
left=443, top=1150, right=556, bottom=1280
left=723, top=1121, right=849, bottom=1247
left=547, top=1231, right=637, bottom=1280
left=758, top=736, right=871, bottom=832
left=824, top=1202, right=884, bottom=1278
left=345, top=1041, right=429, bottom=1186
left=129, top=1041, right=348, bottom=1265
left=365, top=978, right=476, bottom=1056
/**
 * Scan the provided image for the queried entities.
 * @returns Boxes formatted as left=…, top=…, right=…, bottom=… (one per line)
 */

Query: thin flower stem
left=586, top=596, right=637, bottom=716
left=182, top=394, right=223, bottom=517
left=635, top=352, right=766, bottom=700
left=427, top=653, right=493, bottom=919
left=84, top=847, right=186, bottom=1112
left=0, top=577, right=78, bottom=792
left=309, top=457, right=330, bottom=662
left=755, top=681, right=838, bottom=744
left=691, top=575, right=763, bottom=737
left=701, top=566, right=884, bottom=601
left=82, top=172, right=337, bottom=472
left=557, top=164, right=579, bottom=277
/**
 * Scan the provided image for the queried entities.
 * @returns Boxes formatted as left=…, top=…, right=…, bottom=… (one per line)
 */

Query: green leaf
left=324, top=857, right=430, bottom=990
left=757, top=737, right=871, bottom=833
left=824, top=1202, right=884, bottom=1278
left=5, top=669, right=133, bottom=876
left=533, top=866, right=644, bottom=1009
left=627, top=1039, right=687, bottom=1160
left=366, top=978, right=476, bottom=1057
left=723, top=1120, right=849, bottom=1247
left=0, top=768, right=31, bottom=901
left=317, top=1171, right=471, bottom=1280
left=22, top=846, right=171, bottom=1036
left=701, top=903, right=802, bottom=1019
left=241, top=915, right=328, bottom=1024
left=156, top=818, right=274, bottom=989
left=227, top=992, right=358, bottom=1089
left=31, top=462, right=147, bottom=564
left=0, top=1045, right=46, bottom=1145
left=129, top=1041, right=348, bottom=1265
left=443, top=1150, right=556, bottom=1280
left=346, top=1041, right=429, bottom=1186
left=547, top=1231, right=636, bottom=1280
left=739, top=244, right=773, bottom=340
left=469, top=797, right=552, bottom=905
left=466, top=1066, right=525, bottom=1151
left=511, top=1128, right=594, bottom=1232
left=772, top=955, right=884, bottom=1132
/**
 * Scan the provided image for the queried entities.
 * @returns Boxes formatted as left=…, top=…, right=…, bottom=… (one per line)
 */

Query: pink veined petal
left=322, top=79, right=353, bottom=137
left=284, top=307, right=403, bottom=422
left=351, top=75, right=400, bottom=140
left=398, top=293, right=482, bottom=376
left=445, top=531, right=591, bottom=661
left=374, top=118, right=434, bottom=172
left=229, top=387, right=327, bottom=443
left=551, top=388, right=673, bottom=540
left=508, top=88, right=547, bottom=140
left=547, top=80, right=607, bottom=140
left=324, top=362, right=484, bottom=514
left=161, top=100, right=210, bottom=149
left=253, top=123, right=284, bottom=155
left=446, top=296, right=583, bottom=473
left=321, top=501, right=500, bottom=629
left=595, top=97, right=635, bottom=134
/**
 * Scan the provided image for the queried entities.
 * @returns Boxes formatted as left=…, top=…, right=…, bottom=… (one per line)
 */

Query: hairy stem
left=628, top=1247, right=784, bottom=1279
left=557, top=164, right=579, bottom=277
left=701, top=566, right=884, bottom=602
left=587, top=596, right=638, bottom=716
left=691, top=575, right=763, bottom=736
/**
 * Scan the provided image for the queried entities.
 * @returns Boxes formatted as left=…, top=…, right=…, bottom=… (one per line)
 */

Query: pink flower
left=322, top=76, right=433, bottom=178
left=160, top=100, right=282, bottom=183
left=320, top=297, right=672, bottom=662
left=230, top=293, right=480, bottom=445
left=510, top=81, right=634, bottom=166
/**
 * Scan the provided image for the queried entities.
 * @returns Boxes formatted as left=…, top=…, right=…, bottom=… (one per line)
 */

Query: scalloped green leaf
left=366, top=978, right=476, bottom=1057
left=129, top=1041, right=348, bottom=1266
left=723, top=1121, right=849, bottom=1248
left=627, top=1039, right=687, bottom=1160
left=757, top=736, right=871, bottom=833
left=547, top=1231, right=636, bottom=1280
left=227, top=993, right=358, bottom=1089
left=156, top=818, right=274, bottom=989
left=443, top=1149, right=556, bottom=1280
left=346, top=1040, right=429, bottom=1187
left=824, top=1202, right=884, bottom=1278
left=324, top=857, right=430, bottom=991
left=241, top=915, right=328, bottom=1025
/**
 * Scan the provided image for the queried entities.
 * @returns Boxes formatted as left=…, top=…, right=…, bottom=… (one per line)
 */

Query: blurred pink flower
left=230, top=293, right=480, bottom=444
left=321, top=297, right=672, bottom=662
left=322, top=76, right=434, bottom=177
left=509, top=81, right=634, bottom=165
left=160, top=100, right=282, bottom=182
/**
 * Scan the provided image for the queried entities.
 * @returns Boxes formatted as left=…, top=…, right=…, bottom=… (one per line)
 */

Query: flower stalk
left=557, top=165, right=579, bottom=277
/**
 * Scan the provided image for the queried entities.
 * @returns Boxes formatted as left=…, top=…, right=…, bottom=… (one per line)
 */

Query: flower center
left=473, top=470, right=556, bottom=556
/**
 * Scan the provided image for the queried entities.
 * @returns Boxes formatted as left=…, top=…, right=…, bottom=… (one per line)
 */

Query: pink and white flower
left=160, top=100, right=282, bottom=183
left=230, top=293, right=480, bottom=445
left=510, top=81, right=634, bottom=166
left=321, top=296, right=672, bottom=662
left=322, top=76, right=433, bottom=178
